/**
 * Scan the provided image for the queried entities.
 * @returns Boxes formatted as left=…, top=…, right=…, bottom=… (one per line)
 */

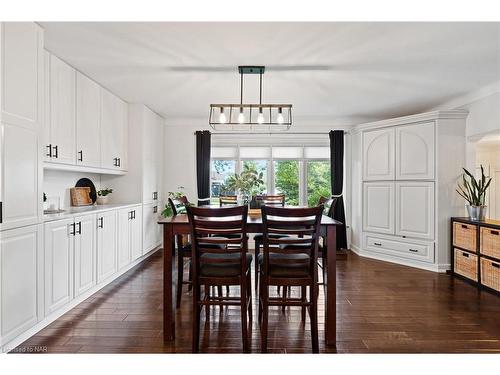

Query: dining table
left=158, top=211, right=343, bottom=347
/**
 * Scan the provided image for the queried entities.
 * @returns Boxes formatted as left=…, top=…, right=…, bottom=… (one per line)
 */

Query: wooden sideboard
left=451, top=217, right=500, bottom=295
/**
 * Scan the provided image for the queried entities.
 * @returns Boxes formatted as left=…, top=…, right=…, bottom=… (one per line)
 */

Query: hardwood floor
left=12, top=249, right=500, bottom=353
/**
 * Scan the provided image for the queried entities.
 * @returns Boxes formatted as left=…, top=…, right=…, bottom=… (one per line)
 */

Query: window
left=210, top=145, right=332, bottom=206
left=307, top=161, right=331, bottom=206
left=210, top=159, right=236, bottom=204
left=274, top=160, right=300, bottom=205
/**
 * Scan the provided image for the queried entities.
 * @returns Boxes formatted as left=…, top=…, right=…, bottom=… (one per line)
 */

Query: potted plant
left=223, top=164, right=264, bottom=204
left=96, top=188, right=113, bottom=205
left=456, top=165, right=492, bottom=221
left=161, top=186, right=191, bottom=217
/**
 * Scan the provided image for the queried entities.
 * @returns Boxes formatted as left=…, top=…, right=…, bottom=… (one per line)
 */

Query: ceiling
left=40, top=22, right=500, bottom=125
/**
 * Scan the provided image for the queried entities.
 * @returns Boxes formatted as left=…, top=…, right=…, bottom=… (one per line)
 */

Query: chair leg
left=301, top=286, right=306, bottom=322
left=192, top=285, right=201, bottom=353
left=282, top=286, right=287, bottom=313
left=205, top=285, right=210, bottom=321
left=176, top=252, right=184, bottom=309
left=240, top=279, right=249, bottom=353
left=260, top=279, right=269, bottom=353
left=188, top=260, right=193, bottom=291
left=258, top=271, right=263, bottom=325
left=254, top=240, right=260, bottom=291
left=217, top=286, right=223, bottom=311
left=247, top=272, right=253, bottom=323
left=310, top=284, right=319, bottom=354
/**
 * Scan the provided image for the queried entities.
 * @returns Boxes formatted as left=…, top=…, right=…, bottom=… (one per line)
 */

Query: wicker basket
left=454, top=248, right=478, bottom=281
left=480, top=257, right=500, bottom=292
left=480, top=227, right=500, bottom=260
left=453, top=222, right=477, bottom=252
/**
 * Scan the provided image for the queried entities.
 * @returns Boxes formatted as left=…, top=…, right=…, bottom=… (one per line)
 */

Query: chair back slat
left=187, top=205, right=249, bottom=277
left=219, top=195, right=238, bottom=206
left=256, top=194, right=285, bottom=207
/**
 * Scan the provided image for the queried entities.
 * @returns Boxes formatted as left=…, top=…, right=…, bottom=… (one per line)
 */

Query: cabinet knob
left=153, top=206, right=158, bottom=214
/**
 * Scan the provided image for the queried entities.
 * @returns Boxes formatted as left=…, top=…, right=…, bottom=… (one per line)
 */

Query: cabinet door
left=100, top=89, right=127, bottom=170
left=363, top=128, right=395, bottom=181
left=155, top=116, right=164, bottom=202
left=117, top=208, right=131, bottom=270
left=0, top=123, right=40, bottom=230
left=142, top=108, right=157, bottom=203
left=0, top=225, right=41, bottom=345
left=74, top=214, right=96, bottom=297
left=363, top=182, right=395, bottom=235
left=44, top=218, right=74, bottom=315
left=96, top=210, right=117, bottom=282
left=130, top=208, right=143, bottom=261
left=395, top=182, right=435, bottom=240
left=143, top=204, right=158, bottom=253
left=1, top=23, right=43, bottom=129
left=48, top=54, right=76, bottom=165
left=76, top=72, right=101, bottom=167
left=395, top=122, right=435, bottom=180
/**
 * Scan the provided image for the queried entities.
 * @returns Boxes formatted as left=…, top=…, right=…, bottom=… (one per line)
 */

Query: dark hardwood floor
left=13, top=249, right=500, bottom=353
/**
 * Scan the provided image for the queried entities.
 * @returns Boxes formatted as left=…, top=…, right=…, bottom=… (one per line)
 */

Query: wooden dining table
left=158, top=212, right=342, bottom=347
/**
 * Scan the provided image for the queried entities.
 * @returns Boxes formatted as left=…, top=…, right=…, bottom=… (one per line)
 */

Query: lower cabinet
left=97, top=210, right=117, bottom=282
left=0, top=224, right=42, bottom=346
left=44, top=218, right=74, bottom=315
left=74, top=214, right=97, bottom=297
left=143, top=203, right=161, bottom=253
left=363, top=182, right=394, bottom=235
left=117, top=205, right=142, bottom=269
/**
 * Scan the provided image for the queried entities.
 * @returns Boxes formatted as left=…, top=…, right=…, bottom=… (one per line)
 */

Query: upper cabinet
left=142, top=107, right=163, bottom=203
left=0, top=23, right=43, bottom=231
left=100, top=88, right=128, bottom=171
left=363, top=128, right=395, bottom=181
left=395, top=122, right=435, bottom=180
left=76, top=72, right=101, bottom=168
left=46, top=54, right=76, bottom=164
left=1, top=23, right=43, bottom=129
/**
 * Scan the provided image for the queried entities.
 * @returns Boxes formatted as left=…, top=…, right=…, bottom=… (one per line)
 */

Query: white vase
left=96, top=196, right=110, bottom=205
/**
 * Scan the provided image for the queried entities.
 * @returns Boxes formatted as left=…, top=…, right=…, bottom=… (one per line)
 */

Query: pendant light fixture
left=209, top=66, right=292, bottom=130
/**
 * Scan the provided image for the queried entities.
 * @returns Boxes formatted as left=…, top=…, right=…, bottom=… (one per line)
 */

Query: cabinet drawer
left=480, top=227, right=500, bottom=260
left=454, top=248, right=478, bottom=281
left=480, top=257, right=500, bottom=292
left=453, top=222, right=477, bottom=252
left=364, top=234, right=434, bottom=263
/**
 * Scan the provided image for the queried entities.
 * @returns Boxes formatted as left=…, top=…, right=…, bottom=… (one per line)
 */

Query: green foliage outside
left=307, top=161, right=331, bottom=207
left=274, top=161, right=300, bottom=205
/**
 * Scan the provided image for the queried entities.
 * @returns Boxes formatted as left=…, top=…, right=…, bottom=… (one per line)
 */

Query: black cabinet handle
left=461, top=224, right=468, bottom=229
left=69, top=222, right=76, bottom=236
left=132, top=210, right=136, bottom=219
left=98, top=217, right=103, bottom=228
left=46, top=144, right=52, bottom=157
left=113, top=158, right=117, bottom=166
left=0, top=201, right=2, bottom=224
left=118, top=158, right=121, bottom=167
left=374, top=242, right=382, bottom=246
left=53, top=145, right=58, bottom=158
left=78, top=150, right=83, bottom=162
left=409, top=248, right=418, bottom=253
left=77, top=221, right=82, bottom=234
left=153, top=206, right=158, bottom=214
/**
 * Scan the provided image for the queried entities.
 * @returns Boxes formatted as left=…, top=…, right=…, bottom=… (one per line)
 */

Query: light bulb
left=276, top=108, right=284, bottom=124
left=238, top=108, right=245, bottom=124
left=257, top=109, right=264, bottom=124
left=219, top=108, right=227, bottom=124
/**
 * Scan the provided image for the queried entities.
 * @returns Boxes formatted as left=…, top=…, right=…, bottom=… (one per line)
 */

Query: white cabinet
left=363, top=182, right=394, bottom=235
left=395, top=122, right=435, bottom=180
left=100, top=89, right=127, bottom=171
left=96, top=210, right=117, bottom=282
left=143, top=203, right=161, bottom=253
left=117, top=206, right=142, bottom=269
left=142, top=108, right=163, bottom=203
left=73, top=214, right=97, bottom=297
left=46, top=54, right=76, bottom=165
left=363, top=128, right=395, bottom=181
left=0, top=225, right=42, bottom=345
left=76, top=72, right=101, bottom=168
left=395, top=182, right=435, bottom=240
left=44, top=218, right=74, bottom=315
left=0, top=23, right=43, bottom=129
left=363, top=233, right=434, bottom=264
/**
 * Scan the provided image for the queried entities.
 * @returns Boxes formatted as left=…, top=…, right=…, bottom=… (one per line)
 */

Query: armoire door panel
left=363, top=182, right=395, bottom=235
left=396, top=122, right=435, bottom=180
left=363, top=128, right=395, bottom=181
left=396, top=182, right=435, bottom=240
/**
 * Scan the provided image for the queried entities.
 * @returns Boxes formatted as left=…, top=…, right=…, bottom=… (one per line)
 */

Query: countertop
left=43, top=203, right=142, bottom=222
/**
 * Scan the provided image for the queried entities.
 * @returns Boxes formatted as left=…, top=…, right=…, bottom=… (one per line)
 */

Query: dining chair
left=169, top=196, right=225, bottom=308
left=186, top=205, right=253, bottom=353
left=219, top=195, right=238, bottom=206
left=253, top=195, right=288, bottom=291
left=258, top=205, right=323, bottom=353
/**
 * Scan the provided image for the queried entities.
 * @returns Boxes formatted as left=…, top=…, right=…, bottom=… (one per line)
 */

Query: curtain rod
left=194, top=131, right=347, bottom=135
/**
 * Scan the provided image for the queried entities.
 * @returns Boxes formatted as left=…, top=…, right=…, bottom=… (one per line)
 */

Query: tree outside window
left=274, top=160, right=300, bottom=205
left=307, top=161, right=331, bottom=206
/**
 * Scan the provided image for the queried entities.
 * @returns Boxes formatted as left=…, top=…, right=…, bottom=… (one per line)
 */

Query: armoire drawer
left=363, top=233, right=434, bottom=263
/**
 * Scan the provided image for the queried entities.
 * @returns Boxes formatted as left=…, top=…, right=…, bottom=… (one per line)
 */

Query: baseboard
left=1, top=246, right=160, bottom=353
left=350, top=244, right=447, bottom=273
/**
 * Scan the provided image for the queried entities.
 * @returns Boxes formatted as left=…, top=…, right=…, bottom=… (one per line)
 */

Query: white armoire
left=351, top=110, right=469, bottom=272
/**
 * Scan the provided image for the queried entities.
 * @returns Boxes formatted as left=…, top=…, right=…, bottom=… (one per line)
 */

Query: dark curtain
left=330, top=130, right=347, bottom=250
left=196, top=130, right=211, bottom=206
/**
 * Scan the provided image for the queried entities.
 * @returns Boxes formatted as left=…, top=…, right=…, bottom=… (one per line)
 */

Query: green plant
left=223, top=164, right=264, bottom=196
left=456, top=166, right=492, bottom=206
left=97, top=188, right=113, bottom=197
left=161, top=186, right=192, bottom=217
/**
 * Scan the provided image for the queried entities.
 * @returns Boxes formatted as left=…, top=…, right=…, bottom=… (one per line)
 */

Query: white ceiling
left=40, top=22, right=500, bottom=125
